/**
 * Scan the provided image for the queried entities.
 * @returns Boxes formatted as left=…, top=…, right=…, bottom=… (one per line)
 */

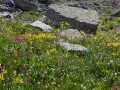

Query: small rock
left=12, top=0, right=38, bottom=11
left=98, top=10, right=105, bottom=15
left=0, top=12, right=14, bottom=19
left=111, top=8, right=120, bottom=17
left=39, top=15, right=47, bottom=21
left=0, top=4, right=15, bottom=12
left=58, top=39, right=88, bottom=52
left=31, top=20, right=52, bottom=32
left=93, top=2, right=101, bottom=7
left=113, top=26, right=120, bottom=33
left=111, top=1, right=118, bottom=8
left=59, top=29, right=83, bottom=41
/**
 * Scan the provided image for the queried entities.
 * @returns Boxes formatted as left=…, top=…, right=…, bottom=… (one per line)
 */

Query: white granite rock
left=59, top=29, right=83, bottom=40
left=58, top=39, right=88, bottom=52
left=31, top=20, right=52, bottom=32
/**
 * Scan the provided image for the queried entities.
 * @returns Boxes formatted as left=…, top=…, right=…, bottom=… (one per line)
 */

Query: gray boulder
left=46, top=4, right=99, bottom=33
left=112, top=8, right=120, bottom=17
left=30, top=20, right=52, bottom=32
left=1, top=0, right=12, bottom=4
left=58, top=39, right=88, bottom=52
left=0, top=0, right=14, bottom=5
left=59, top=29, right=83, bottom=41
left=12, top=0, right=38, bottom=11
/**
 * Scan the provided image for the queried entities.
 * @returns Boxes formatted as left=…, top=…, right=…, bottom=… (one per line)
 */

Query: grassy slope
left=0, top=3, right=120, bottom=90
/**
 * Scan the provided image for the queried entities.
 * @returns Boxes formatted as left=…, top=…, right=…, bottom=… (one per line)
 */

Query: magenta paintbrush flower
left=0, top=66, right=2, bottom=73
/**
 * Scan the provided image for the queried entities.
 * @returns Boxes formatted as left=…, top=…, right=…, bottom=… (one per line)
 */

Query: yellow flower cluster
left=26, top=34, right=35, bottom=42
left=46, top=48, right=56, bottom=55
left=26, top=33, right=54, bottom=42
left=107, top=42, right=120, bottom=47
left=35, top=33, right=54, bottom=39
left=80, top=31, right=86, bottom=36
left=0, top=70, right=7, bottom=81
left=112, top=21, right=118, bottom=26
left=12, top=77, right=24, bottom=84
left=98, top=33, right=105, bottom=40
left=72, top=34, right=79, bottom=39
left=0, top=15, right=3, bottom=18
left=0, top=74, right=4, bottom=80
left=117, top=18, right=120, bottom=22
left=65, top=54, right=68, bottom=58
left=112, top=52, right=118, bottom=57
left=93, top=37, right=97, bottom=40
left=7, top=26, right=13, bottom=31
left=60, top=21, right=70, bottom=26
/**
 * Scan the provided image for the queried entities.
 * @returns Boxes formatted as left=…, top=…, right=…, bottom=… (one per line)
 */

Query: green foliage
left=14, top=11, right=44, bottom=21
left=99, top=15, right=120, bottom=31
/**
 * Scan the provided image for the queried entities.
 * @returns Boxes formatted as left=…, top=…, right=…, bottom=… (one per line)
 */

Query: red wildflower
left=27, top=78, right=32, bottom=83
left=40, top=79, right=43, bottom=83
left=60, top=76, right=64, bottom=81
left=22, top=66, right=27, bottom=70
left=14, top=35, right=26, bottom=44
left=112, top=83, right=119, bottom=89
left=41, top=70, right=44, bottom=74
left=58, top=59, right=62, bottom=64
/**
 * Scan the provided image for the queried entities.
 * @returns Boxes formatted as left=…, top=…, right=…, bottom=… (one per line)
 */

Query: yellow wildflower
left=13, top=77, right=24, bottom=84
left=46, top=50, right=50, bottom=55
left=26, top=33, right=54, bottom=42
left=26, top=34, right=35, bottom=42
left=117, top=18, right=120, bottom=22
left=105, top=37, right=110, bottom=42
left=65, top=54, right=68, bottom=58
left=50, top=82, right=56, bottom=85
left=0, top=74, right=4, bottom=80
left=75, top=55, right=78, bottom=58
left=37, top=33, right=54, bottom=39
left=93, top=37, right=97, bottom=40
left=61, top=21, right=64, bottom=24
left=107, top=42, right=120, bottom=47
left=65, top=21, right=70, bottom=26
left=115, top=37, right=118, bottom=41
left=0, top=70, right=7, bottom=81
left=2, top=70, right=7, bottom=75
left=7, top=26, right=13, bottom=31
left=72, top=34, right=79, bottom=39
left=46, top=48, right=56, bottom=55
left=113, top=21, right=117, bottom=26
left=50, top=48, right=56, bottom=53
left=80, top=31, right=86, bottom=36
left=19, top=79, right=24, bottom=83
left=48, top=19, right=51, bottom=23
left=112, top=52, right=118, bottom=57
left=40, top=62, right=43, bottom=64
left=0, top=15, right=3, bottom=18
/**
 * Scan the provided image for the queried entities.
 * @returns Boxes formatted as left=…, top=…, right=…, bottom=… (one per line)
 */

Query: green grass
left=0, top=11, right=120, bottom=90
